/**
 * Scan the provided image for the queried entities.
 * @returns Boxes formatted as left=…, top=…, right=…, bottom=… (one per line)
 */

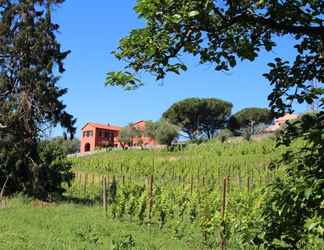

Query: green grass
left=0, top=197, right=201, bottom=250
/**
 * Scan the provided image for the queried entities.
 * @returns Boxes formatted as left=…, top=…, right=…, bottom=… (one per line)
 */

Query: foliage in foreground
left=252, top=113, right=324, bottom=249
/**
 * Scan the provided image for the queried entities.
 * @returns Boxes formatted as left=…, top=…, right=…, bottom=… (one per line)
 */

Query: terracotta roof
left=82, top=122, right=121, bottom=131
left=132, top=120, right=145, bottom=125
left=276, top=114, right=298, bottom=123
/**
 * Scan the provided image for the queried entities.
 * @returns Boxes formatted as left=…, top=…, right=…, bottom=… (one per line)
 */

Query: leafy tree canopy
left=228, top=107, right=274, bottom=131
left=144, top=120, right=159, bottom=140
left=106, top=0, right=323, bottom=117
left=145, top=120, right=179, bottom=146
left=163, top=98, right=232, bottom=139
left=119, top=125, right=141, bottom=148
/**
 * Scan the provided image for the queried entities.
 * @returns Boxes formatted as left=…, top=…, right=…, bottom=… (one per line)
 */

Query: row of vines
left=66, top=139, right=315, bottom=249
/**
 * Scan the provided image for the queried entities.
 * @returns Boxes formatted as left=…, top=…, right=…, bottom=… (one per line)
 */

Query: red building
left=264, top=113, right=299, bottom=133
left=80, top=121, right=157, bottom=154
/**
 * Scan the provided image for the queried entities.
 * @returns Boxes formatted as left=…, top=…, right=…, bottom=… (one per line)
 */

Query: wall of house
left=95, top=128, right=121, bottom=148
left=80, top=124, right=96, bottom=154
left=80, top=121, right=158, bottom=154
left=265, top=114, right=299, bottom=132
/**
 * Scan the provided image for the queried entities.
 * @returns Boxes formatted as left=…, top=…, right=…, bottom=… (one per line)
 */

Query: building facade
left=80, top=121, right=157, bottom=154
left=265, top=113, right=299, bottom=133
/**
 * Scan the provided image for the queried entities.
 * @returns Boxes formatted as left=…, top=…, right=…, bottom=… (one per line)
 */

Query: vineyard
left=66, top=138, right=303, bottom=249
left=1, top=138, right=321, bottom=249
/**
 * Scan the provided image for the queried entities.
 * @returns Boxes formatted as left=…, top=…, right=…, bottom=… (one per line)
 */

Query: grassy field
left=0, top=197, right=201, bottom=250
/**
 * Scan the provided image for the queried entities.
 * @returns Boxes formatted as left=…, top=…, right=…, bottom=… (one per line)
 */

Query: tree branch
left=238, top=13, right=323, bottom=37
left=0, top=176, right=9, bottom=201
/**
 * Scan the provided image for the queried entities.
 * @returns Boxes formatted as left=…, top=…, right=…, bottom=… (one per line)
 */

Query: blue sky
left=51, top=1, right=304, bottom=138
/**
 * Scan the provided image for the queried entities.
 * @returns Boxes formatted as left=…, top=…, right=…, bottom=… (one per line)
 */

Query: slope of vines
left=67, top=138, right=322, bottom=249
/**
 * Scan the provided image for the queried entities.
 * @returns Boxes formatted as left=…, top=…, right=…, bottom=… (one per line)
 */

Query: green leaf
left=188, top=11, right=199, bottom=17
left=171, top=14, right=182, bottom=23
left=304, top=188, right=312, bottom=200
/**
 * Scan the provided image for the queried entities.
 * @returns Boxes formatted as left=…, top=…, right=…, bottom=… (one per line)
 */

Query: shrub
left=217, top=129, right=233, bottom=143
left=34, top=140, right=74, bottom=200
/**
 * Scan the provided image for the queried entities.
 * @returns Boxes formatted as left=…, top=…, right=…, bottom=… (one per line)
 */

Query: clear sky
left=51, top=1, right=305, bottom=138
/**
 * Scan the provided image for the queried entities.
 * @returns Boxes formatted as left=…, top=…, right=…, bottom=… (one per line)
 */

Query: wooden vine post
left=102, top=176, right=107, bottom=216
left=220, top=176, right=227, bottom=250
left=84, top=173, right=88, bottom=196
left=247, top=176, right=251, bottom=193
left=0, top=177, right=9, bottom=209
left=182, top=175, right=185, bottom=190
left=148, top=175, right=154, bottom=223
left=79, top=173, right=83, bottom=197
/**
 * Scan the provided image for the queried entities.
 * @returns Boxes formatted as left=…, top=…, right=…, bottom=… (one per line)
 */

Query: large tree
left=0, top=0, right=76, bottom=199
left=228, top=107, right=274, bottom=134
left=144, top=120, right=179, bottom=146
left=163, top=98, right=232, bottom=139
left=106, top=0, right=324, bottom=247
left=119, top=125, right=141, bottom=149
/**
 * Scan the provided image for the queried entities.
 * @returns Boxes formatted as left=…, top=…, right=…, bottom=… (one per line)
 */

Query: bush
left=44, top=137, right=80, bottom=155
left=250, top=113, right=324, bottom=248
left=242, top=128, right=252, bottom=141
left=0, top=137, right=74, bottom=201
left=144, top=120, right=179, bottom=148
left=217, top=129, right=233, bottom=143
left=155, top=120, right=179, bottom=147
left=112, top=234, right=136, bottom=250
left=35, top=140, right=74, bottom=200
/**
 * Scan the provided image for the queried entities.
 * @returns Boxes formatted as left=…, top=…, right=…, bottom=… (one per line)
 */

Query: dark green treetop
left=163, top=98, right=232, bottom=139
left=228, top=107, right=274, bottom=130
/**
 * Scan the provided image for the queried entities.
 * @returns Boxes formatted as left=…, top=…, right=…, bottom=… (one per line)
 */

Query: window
left=84, top=130, right=93, bottom=137
left=109, top=132, right=113, bottom=139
